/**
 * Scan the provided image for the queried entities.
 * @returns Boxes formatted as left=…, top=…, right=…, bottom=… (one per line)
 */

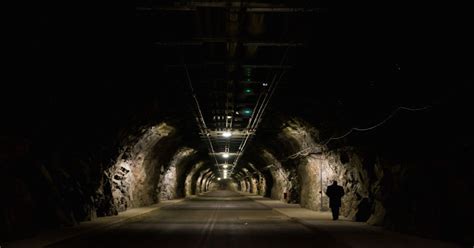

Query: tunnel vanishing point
left=1, top=1, right=473, bottom=247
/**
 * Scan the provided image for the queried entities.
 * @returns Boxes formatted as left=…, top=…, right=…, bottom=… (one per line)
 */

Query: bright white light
left=222, top=131, right=232, bottom=137
left=223, top=164, right=228, bottom=169
left=217, top=177, right=221, bottom=181
left=227, top=116, right=232, bottom=119
left=262, top=82, right=268, bottom=86
left=222, top=152, right=229, bottom=158
left=223, top=170, right=228, bottom=179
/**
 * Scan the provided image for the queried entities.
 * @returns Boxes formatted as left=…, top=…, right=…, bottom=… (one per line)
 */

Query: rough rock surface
left=185, top=162, right=204, bottom=196
left=158, top=147, right=196, bottom=200
left=109, top=123, right=176, bottom=210
left=261, top=149, right=291, bottom=201
left=244, top=117, right=472, bottom=244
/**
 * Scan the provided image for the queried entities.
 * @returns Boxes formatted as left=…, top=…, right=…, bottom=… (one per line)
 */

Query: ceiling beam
left=136, top=3, right=326, bottom=13
left=166, top=63, right=292, bottom=69
left=155, top=41, right=304, bottom=47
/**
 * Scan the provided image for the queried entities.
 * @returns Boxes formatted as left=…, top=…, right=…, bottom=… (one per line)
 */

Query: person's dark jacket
left=326, top=184, right=345, bottom=208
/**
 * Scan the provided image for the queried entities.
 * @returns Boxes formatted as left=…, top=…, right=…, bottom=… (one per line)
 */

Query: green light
left=243, top=109, right=253, bottom=115
left=244, top=88, right=252, bottom=93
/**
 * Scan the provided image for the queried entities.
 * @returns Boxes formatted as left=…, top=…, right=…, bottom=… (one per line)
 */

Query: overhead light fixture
left=222, top=131, right=232, bottom=137
left=242, top=108, right=253, bottom=116
left=227, top=116, right=232, bottom=119
left=217, top=177, right=221, bottom=181
left=262, top=83, right=268, bottom=87
left=222, top=152, right=230, bottom=158
left=223, top=164, right=228, bottom=169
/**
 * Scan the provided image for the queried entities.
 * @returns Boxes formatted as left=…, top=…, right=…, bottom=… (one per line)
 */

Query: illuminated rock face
left=185, top=162, right=204, bottom=196
left=109, top=123, right=177, bottom=209
left=249, top=119, right=382, bottom=221
left=298, top=156, right=323, bottom=211
left=158, top=147, right=196, bottom=200
left=242, top=117, right=472, bottom=244
left=1, top=113, right=472, bottom=244
left=260, top=149, right=290, bottom=201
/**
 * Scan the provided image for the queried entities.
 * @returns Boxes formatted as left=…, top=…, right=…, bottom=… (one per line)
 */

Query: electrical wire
left=183, top=60, right=220, bottom=167
left=282, top=105, right=431, bottom=161
left=230, top=46, right=291, bottom=174
left=322, top=105, right=431, bottom=145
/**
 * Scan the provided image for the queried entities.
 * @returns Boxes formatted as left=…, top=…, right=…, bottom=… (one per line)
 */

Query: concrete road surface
left=46, top=190, right=462, bottom=248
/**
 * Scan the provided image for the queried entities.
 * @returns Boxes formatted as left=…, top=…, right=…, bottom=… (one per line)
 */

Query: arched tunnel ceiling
left=132, top=1, right=330, bottom=180
left=2, top=0, right=472, bottom=189
left=129, top=1, right=472, bottom=180
left=2, top=0, right=473, bottom=196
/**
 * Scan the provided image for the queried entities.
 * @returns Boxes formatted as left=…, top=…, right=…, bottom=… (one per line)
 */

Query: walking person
left=325, top=181, right=345, bottom=220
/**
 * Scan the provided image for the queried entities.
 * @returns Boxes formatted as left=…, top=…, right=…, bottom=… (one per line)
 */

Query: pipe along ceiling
left=1, top=0, right=473, bottom=246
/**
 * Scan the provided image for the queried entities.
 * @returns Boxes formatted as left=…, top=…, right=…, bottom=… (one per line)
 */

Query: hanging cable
left=322, top=105, right=431, bottom=145
left=231, top=46, right=292, bottom=174
left=182, top=59, right=220, bottom=168
left=282, top=105, right=431, bottom=161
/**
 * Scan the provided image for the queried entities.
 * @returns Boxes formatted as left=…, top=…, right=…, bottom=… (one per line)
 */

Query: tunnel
left=1, top=1, right=473, bottom=247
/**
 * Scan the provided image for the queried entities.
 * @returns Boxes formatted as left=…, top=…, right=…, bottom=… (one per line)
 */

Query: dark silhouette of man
left=325, top=181, right=345, bottom=220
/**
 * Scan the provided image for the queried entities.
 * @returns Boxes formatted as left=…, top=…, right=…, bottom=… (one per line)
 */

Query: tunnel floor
left=42, top=191, right=460, bottom=248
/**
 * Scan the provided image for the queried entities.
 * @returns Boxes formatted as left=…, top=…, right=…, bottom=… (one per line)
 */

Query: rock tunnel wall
left=0, top=137, right=122, bottom=240
left=236, top=117, right=473, bottom=244
left=109, top=123, right=215, bottom=211
left=2, top=111, right=472, bottom=245
left=242, top=119, right=375, bottom=221
left=109, top=123, right=177, bottom=210
left=185, top=161, right=204, bottom=196
left=235, top=166, right=265, bottom=195
left=158, top=147, right=196, bottom=201
left=262, top=149, right=291, bottom=201
left=0, top=119, right=219, bottom=241
left=250, top=119, right=383, bottom=222
left=195, top=169, right=213, bottom=195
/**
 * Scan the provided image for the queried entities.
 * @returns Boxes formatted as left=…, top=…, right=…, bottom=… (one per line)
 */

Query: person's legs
left=331, top=208, right=337, bottom=220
